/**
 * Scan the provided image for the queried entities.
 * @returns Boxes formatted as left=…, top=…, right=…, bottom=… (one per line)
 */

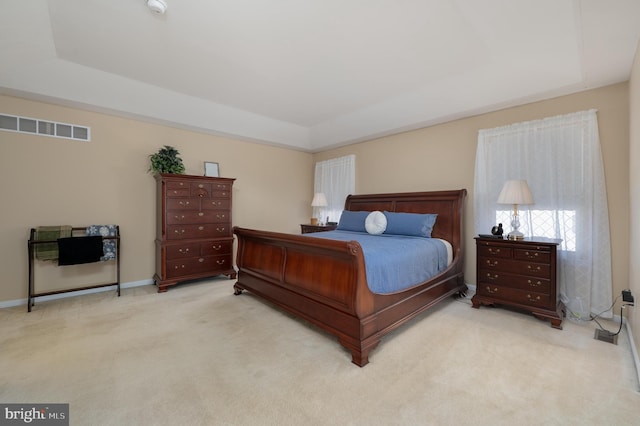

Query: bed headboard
left=344, top=189, right=467, bottom=254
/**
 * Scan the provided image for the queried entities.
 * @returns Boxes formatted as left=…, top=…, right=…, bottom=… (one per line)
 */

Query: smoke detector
left=147, top=0, right=167, bottom=15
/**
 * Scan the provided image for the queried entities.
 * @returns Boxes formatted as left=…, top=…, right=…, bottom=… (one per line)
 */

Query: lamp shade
left=497, top=180, right=534, bottom=205
left=311, top=192, right=328, bottom=207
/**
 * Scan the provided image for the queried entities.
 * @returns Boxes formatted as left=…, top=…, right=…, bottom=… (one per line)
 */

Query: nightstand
left=300, top=224, right=337, bottom=234
left=472, top=236, right=565, bottom=329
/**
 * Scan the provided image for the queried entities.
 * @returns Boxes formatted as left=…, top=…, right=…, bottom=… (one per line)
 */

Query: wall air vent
left=0, top=113, right=91, bottom=142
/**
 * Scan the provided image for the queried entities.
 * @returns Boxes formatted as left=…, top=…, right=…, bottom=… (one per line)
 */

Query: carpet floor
left=1, top=278, right=638, bottom=425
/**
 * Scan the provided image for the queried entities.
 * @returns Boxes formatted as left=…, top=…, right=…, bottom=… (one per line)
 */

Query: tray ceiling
left=1, top=0, right=639, bottom=151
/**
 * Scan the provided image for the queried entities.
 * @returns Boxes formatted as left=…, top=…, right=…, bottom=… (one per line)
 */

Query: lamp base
left=507, top=231, right=525, bottom=240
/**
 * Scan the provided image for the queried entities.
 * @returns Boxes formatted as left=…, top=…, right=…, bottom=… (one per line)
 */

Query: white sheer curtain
left=314, top=155, right=355, bottom=223
left=474, top=110, right=613, bottom=319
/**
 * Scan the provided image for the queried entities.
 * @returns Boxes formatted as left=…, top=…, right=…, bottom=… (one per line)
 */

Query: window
left=314, top=155, right=355, bottom=223
left=496, top=209, right=577, bottom=252
left=475, top=110, right=612, bottom=320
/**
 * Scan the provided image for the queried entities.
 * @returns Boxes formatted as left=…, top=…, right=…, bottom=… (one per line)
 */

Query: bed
left=232, top=189, right=467, bottom=366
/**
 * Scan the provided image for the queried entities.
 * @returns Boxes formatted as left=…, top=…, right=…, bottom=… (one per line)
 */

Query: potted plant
left=148, top=145, right=186, bottom=175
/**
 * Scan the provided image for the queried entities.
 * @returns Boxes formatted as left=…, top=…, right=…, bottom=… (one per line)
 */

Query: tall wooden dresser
left=472, top=237, right=564, bottom=329
left=153, top=173, right=236, bottom=292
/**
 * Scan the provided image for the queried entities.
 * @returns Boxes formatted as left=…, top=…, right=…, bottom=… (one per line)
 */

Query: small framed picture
left=204, top=162, right=219, bottom=177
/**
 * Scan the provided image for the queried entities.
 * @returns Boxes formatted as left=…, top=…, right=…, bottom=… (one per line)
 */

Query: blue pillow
left=383, top=211, right=438, bottom=238
left=337, top=210, right=370, bottom=232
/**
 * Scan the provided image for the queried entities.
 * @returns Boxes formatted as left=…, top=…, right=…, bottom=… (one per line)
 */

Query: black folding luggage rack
left=27, top=226, right=120, bottom=312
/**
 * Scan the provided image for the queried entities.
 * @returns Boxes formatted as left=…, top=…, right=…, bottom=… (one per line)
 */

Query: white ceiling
left=1, top=0, right=639, bottom=152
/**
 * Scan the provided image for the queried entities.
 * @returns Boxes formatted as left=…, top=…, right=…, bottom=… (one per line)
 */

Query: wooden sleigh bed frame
left=233, top=189, right=467, bottom=366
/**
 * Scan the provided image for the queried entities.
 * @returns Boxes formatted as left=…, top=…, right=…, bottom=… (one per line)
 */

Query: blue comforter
left=305, top=230, right=448, bottom=294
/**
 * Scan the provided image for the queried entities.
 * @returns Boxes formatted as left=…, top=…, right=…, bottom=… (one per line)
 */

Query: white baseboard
left=0, top=279, right=154, bottom=309
left=623, top=318, right=640, bottom=393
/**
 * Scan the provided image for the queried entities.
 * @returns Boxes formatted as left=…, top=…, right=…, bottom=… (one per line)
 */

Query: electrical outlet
left=622, top=290, right=634, bottom=305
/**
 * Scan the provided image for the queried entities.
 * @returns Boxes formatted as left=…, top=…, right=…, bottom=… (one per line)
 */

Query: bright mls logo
left=0, top=404, right=68, bottom=425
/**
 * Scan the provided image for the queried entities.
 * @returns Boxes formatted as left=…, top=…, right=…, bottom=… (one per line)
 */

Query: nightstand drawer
left=478, top=269, right=551, bottom=293
left=478, top=245, right=513, bottom=259
left=477, top=257, right=551, bottom=278
left=514, top=248, right=551, bottom=263
left=477, top=284, right=551, bottom=309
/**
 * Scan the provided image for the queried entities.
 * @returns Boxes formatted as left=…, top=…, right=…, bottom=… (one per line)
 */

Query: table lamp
left=497, top=180, right=534, bottom=240
left=311, top=193, right=327, bottom=225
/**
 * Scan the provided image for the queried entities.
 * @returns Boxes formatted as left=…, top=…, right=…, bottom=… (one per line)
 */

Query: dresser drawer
left=478, top=269, right=551, bottom=293
left=477, top=245, right=513, bottom=259
left=477, top=256, right=551, bottom=278
left=167, top=198, right=198, bottom=210
left=212, top=182, right=232, bottom=192
left=167, top=223, right=232, bottom=240
left=476, top=284, right=551, bottom=309
left=166, top=254, right=233, bottom=278
left=190, top=181, right=211, bottom=195
left=166, top=181, right=191, bottom=197
left=201, top=199, right=231, bottom=210
left=514, top=248, right=551, bottom=263
left=165, top=210, right=231, bottom=224
left=166, top=242, right=201, bottom=260
left=201, top=240, right=232, bottom=256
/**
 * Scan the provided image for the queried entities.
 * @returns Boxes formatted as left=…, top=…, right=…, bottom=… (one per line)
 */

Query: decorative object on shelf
left=148, top=145, right=185, bottom=175
left=204, top=161, right=219, bottom=177
left=311, top=192, right=328, bottom=225
left=497, top=180, right=534, bottom=240
left=478, top=223, right=504, bottom=239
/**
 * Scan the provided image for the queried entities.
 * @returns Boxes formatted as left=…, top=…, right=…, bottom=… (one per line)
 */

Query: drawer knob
left=198, top=212, right=204, bottom=216
left=198, top=184, right=204, bottom=188
left=486, top=286, right=498, bottom=294
left=199, top=258, right=204, bottom=263
left=485, top=260, right=498, bottom=267
left=178, top=248, right=190, bottom=254
left=528, top=279, right=542, bottom=287
left=488, top=248, right=500, bottom=254
left=525, top=251, right=539, bottom=258
left=179, top=201, right=190, bottom=206
left=216, top=227, right=225, bottom=232
left=174, top=215, right=185, bottom=220
left=527, top=265, right=542, bottom=272
left=198, top=226, right=204, bottom=231
left=174, top=229, right=185, bottom=234
left=527, top=294, right=541, bottom=302
left=175, top=264, right=185, bottom=269
left=216, top=214, right=225, bottom=219
left=486, top=273, right=498, bottom=281
left=216, top=259, right=226, bottom=265
left=212, top=245, right=221, bottom=250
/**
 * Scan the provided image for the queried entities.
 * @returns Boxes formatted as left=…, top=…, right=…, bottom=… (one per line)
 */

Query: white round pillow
left=365, top=211, right=387, bottom=235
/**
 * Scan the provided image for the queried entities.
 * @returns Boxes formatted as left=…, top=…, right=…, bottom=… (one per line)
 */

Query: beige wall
left=0, top=95, right=313, bottom=302
left=314, top=83, right=630, bottom=307
left=0, top=82, right=631, bottom=309
left=629, top=42, right=640, bottom=364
